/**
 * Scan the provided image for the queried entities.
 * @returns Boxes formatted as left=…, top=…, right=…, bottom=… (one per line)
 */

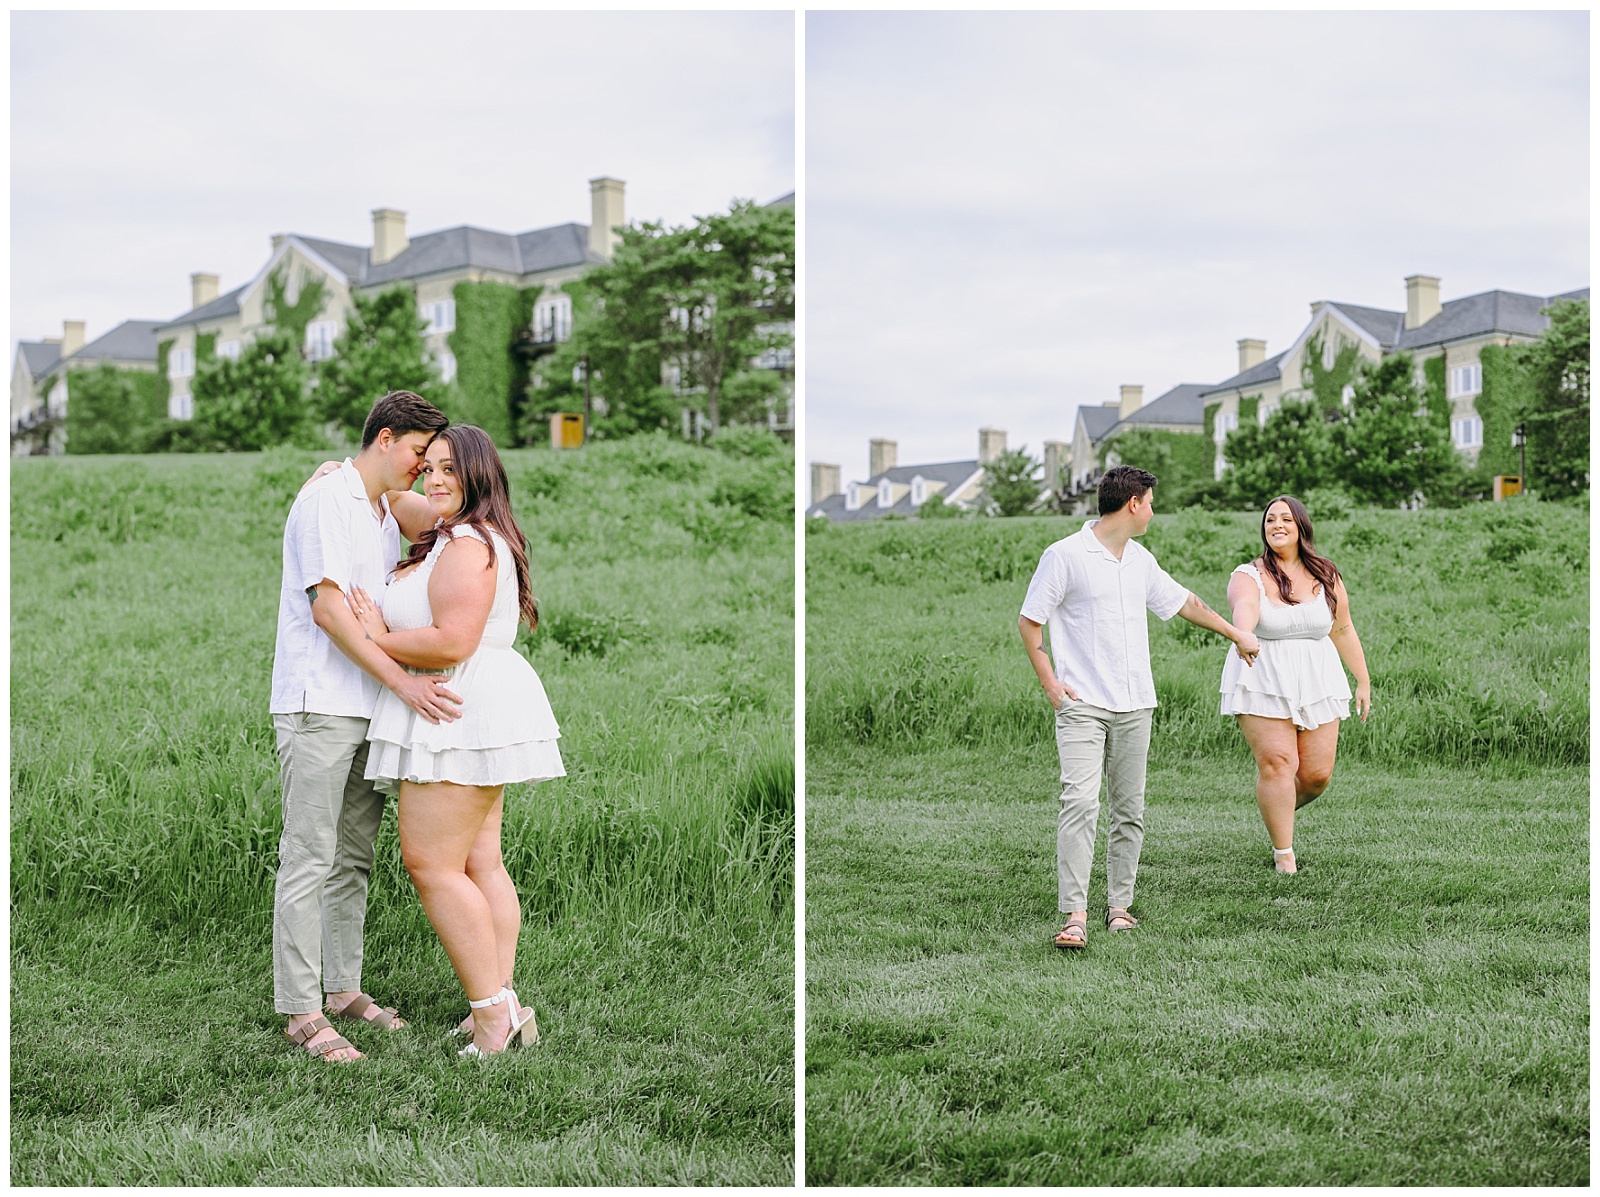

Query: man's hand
left=393, top=673, right=463, bottom=724
left=1045, top=678, right=1080, bottom=710
left=1233, top=629, right=1261, bottom=666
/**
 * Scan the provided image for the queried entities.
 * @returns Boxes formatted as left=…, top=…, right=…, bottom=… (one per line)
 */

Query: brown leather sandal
left=1106, top=908, right=1139, bottom=932
left=326, top=993, right=406, bottom=1030
left=1053, top=918, right=1088, bottom=950
left=288, top=1015, right=362, bottom=1062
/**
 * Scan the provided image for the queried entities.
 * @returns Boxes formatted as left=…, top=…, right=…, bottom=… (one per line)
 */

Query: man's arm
left=308, top=579, right=462, bottom=723
left=1019, top=616, right=1076, bottom=708
left=1175, top=591, right=1260, bottom=664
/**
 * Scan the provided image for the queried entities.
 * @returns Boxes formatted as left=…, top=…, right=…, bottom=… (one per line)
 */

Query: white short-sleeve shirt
left=270, top=460, right=401, bottom=717
left=1019, top=520, right=1191, bottom=712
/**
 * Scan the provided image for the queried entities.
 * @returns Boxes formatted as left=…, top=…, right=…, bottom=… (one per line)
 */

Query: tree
left=64, top=363, right=141, bottom=455
left=1329, top=352, right=1459, bottom=505
left=1103, top=427, right=1214, bottom=509
left=982, top=446, right=1043, bottom=516
left=1515, top=298, right=1589, bottom=498
left=317, top=286, right=440, bottom=440
left=1221, top=397, right=1338, bottom=508
left=190, top=330, right=314, bottom=451
left=571, top=199, right=794, bottom=434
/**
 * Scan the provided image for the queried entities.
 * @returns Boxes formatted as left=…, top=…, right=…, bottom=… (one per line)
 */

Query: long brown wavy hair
left=394, top=425, right=538, bottom=629
left=1256, top=495, right=1339, bottom=617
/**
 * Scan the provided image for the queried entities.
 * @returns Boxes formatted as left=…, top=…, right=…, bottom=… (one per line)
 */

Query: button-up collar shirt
left=1020, top=520, right=1190, bottom=712
left=270, top=460, right=400, bottom=717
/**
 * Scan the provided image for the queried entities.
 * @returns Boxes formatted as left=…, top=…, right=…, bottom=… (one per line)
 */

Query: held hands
left=1233, top=629, right=1261, bottom=667
left=1355, top=681, right=1372, bottom=723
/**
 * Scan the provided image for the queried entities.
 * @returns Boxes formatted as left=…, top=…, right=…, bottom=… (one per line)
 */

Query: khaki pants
left=271, top=712, right=386, bottom=1015
left=1054, top=702, right=1153, bottom=914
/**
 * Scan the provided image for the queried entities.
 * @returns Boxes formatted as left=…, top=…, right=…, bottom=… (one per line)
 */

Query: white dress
left=1219, top=562, right=1351, bottom=730
left=365, top=525, right=565, bottom=792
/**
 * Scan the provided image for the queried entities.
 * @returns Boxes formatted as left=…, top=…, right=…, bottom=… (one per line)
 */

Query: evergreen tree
left=64, top=363, right=140, bottom=455
left=1222, top=397, right=1338, bottom=508
left=191, top=330, right=314, bottom=451
left=1330, top=352, right=1459, bottom=505
left=1515, top=298, right=1589, bottom=498
left=317, top=287, right=440, bottom=439
left=982, top=446, right=1044, bottom=516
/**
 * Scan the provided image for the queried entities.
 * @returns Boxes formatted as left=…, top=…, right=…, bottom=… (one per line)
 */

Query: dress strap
left=1232, top=561, right=1266, bottom=594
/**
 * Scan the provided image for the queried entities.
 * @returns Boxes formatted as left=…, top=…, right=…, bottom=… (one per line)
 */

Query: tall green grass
left=12, top=436, right=794, bottom=928
left=805, top=500, right=1588, bottom=770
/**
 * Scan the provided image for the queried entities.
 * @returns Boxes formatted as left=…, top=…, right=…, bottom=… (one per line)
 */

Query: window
left=533, top=294, right=572, bottom=343
left=168, top=347, right=195, bottom=379
left=436, top=349, right=457, bottom=383
left=911, top=476, right=926, bottom=507
left=662, top=362, right=682, bottom=391
left=421, top=299, right=455, bottom=335
left=878, top=479, right=894, bottom=508
left=305, top=320, right=337, bottom=362
left=1451, top=417, right=1483, bottom=448
left=1214, top=411, right=1238, bottom=442
left=216, top=340, right=241, bottom=361
left=1448, top=363, right=1482, bottom=398
left=49, top=378, right=67, bottom=415
left=846, top=482, right=866, bottom=512
left=1322, top=334, right=1337, bottom=370
left=169, top=391, right=193, bottom=420
left=1341, top=384, right=1355, bottom=408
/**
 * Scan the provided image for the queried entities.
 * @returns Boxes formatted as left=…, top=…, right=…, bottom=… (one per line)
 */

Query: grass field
left=10, top=434, right=795, bottom=1185
left=804, top=501, right=1588, bottom=1185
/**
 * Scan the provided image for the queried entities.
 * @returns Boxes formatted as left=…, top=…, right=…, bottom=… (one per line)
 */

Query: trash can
left=550, top=412, right=585, bottom=449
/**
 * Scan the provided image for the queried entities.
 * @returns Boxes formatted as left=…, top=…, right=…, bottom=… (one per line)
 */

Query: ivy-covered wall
left=265, top=267, right=326, bottom=351
left=155, top=339, right=174, bottom=419
left=197, top=332, right=216, bottom=364
left=1239, top=394, right=1260, bottom=425
left=448, top=280, right=540, bottom=446
left=1422, top=355, right=1449, bottom=427
left=1203, top=401, right=1220, bottom=442
left=1098, top=426, right=1215, bottom=508
left=1302, top=330, right=1362, bottom=415
left=1477, top=344, right=1535, bottom=478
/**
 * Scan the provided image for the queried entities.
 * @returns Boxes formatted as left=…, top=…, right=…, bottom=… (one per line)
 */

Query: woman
left=346, top=425, right=565, bottom=1056
left=1220, top=496, right=1370, bottom=874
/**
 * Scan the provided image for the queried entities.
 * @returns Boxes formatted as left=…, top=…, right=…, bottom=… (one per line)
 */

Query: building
left=12, top=176, right=627, bottom=452
left=1062, top=381, right=1210, bottom=498
left=11, top=319, right=163, bottom=455
left=1202, top=275, right=1589, bottom=476
left=807, top=428, right=1009, bottom=520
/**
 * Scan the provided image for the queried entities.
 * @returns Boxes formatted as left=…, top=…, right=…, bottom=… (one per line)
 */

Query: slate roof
left=1201, top=350, right=1287, bottom=398
left=1395, top=288, right=1588, bottom=350
left=62, top=320, right=163, bottom=367
left=1109, top=382, right=1210, bottom=433
left=1326, top=302, right=1404, bottom=346
left=1076, top=404, right=1123, bottom=442
left=157, top=221, right=597, bottom=329
left=19, top=341, right=61, bottom=377
left=765, top=191, right=795, bottom=208
left=806, top=458, right=983, bottom=521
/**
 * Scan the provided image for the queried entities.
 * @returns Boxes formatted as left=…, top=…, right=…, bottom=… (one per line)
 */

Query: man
left=270, top=390, right=458, bottom=1061
left=1018, top=465, right=1260, bottom=951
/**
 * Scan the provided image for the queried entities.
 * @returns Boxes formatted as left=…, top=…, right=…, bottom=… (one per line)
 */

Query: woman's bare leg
left=449, top=791, right=520, bottom=1033
left=1237, top=714, right=1300, bottom=869
left=399, top=780, right=516, bottom=1051
left=1294, top=721, right=1340, bottom=808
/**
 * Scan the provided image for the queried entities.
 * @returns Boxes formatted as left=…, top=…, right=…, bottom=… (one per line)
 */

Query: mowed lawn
left=803, top=504, right=1588, bottom=1185
left=11, top=439, right=795, bottom=1185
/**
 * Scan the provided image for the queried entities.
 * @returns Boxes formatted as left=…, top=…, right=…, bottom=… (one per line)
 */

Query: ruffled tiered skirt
left=365, top=646, right=565, bottom=792
left=1219, top=635, right=1351, bottom=730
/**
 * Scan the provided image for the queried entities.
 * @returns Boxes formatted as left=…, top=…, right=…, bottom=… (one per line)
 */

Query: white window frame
left=845, top=482, right=865, bottom=512
left=1452, top=416, right=1483, bottom=448
left=911, top=476, right=926, bottom=507
left=305, top=320, right=337, bottom=362
left=1448, top=363, right=1482, bottom=398
left=878, top=479, right=894, bottom=508
left=421, top=299, right=455, bottom=335
left=1214, top=411, right=1238, bottom=443
left=168, top=347, right=195, bottom=379
left=169, top=391, right=194, bottom=420
left=533, top=294, right=573, bottom=343
left=216, top=340, right=241, bottom=361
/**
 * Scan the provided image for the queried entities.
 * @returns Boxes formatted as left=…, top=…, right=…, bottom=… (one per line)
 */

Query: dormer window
left=911, top=475, right=926, bottom=506
left=846, top=482, right=865, bottom=512
left=878, top=479, right=893, bottom=508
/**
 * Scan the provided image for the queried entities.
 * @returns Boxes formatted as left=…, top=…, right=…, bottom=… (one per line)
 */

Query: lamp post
left=1513, top=423, right=1526, bottom=490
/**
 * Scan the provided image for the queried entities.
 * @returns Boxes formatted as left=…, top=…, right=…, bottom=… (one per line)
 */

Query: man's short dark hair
left=1098, top=465, right=1158, bottom=516
left=361, top=390, right=449, bottom=449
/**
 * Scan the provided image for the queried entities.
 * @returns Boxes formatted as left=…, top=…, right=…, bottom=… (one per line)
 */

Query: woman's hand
left=299, top=460, right=343, bottom=495
left=347, top=586, right=390, bottom=641
left=1354, top=681, right=1371, bottom=723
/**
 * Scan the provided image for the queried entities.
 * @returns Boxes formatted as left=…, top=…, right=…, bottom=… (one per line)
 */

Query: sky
left=805, top=10, right=1590, bottom=496
left=10, top=10, right=794, bottom=360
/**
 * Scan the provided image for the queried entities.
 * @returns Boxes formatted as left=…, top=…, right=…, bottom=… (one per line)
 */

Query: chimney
left=869, top=438, right=897, bottom=478
left=978, top=427, right=1006, bottom=464
left=372, top=208, right=408, bottom=265
left=191, top=272, right=219, bottom=310
left=1237, top=338, right=1266, bottom=373
left=1042, top=440, right=1069, bottom=490
left=1406, top=275, right=1440, bottom=330
left=1119, top=385, right=1144, bottom=420
left=588, top=177, right=626, bottom=260
left=811, top=463, right=841, bottom=505
left=61, top=320, right=86, bottom=358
